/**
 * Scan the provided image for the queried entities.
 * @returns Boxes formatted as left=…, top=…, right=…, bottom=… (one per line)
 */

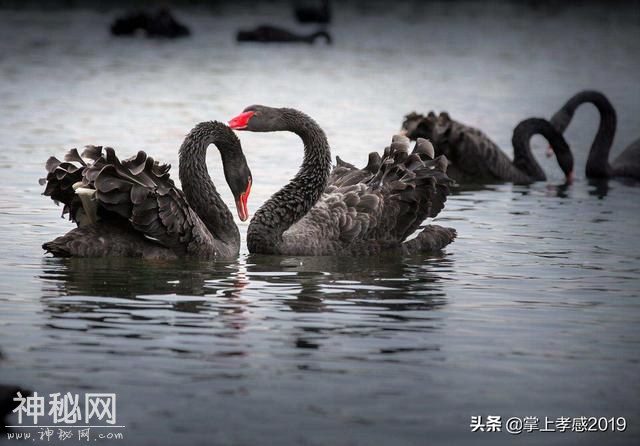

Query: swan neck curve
left=557, top=91, right=616, bottom=178
left=512, top=121, right=547, bottom=182
left=248, top=109, right=331, bottom=254
left=512, top=118, right=573, bottom=182
left=178, top=123, right=239, bottom=249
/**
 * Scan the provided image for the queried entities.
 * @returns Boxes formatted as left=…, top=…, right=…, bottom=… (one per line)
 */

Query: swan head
left=229, top=105, right=288, bottom=132
left=223, top=151, right=252, bottom=222
left=215, top=124, right=253, bottom=221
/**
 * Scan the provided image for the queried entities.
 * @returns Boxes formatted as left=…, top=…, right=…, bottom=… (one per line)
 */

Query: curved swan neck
left=555, top=91, right=616, bottom=178
left=512, top=118, right=574, bottom=182
left=248, top=109, right=332, bottom=254
left=511, top=119, right=548, bottom=182
left=282, top=108, right=331, bottom=172
left=178, top=123, right=239, bottom=247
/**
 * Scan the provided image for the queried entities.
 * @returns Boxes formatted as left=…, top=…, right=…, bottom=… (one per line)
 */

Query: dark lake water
left=0, top=2, right=639, bottom=445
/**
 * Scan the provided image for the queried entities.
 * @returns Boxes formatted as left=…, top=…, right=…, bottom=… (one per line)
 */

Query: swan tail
left=328, top=155, right=371, bottom=186
left=41, top=149, right=87, bottom=223
left=402, top=225, right=457, bottom=255
left=323, top=136, right=453, bottom=247
left=43, top=146, right=208, bottom=255
left=82, top=147, right=206, bottom=252
left=369, top=136, right=453, bottom=242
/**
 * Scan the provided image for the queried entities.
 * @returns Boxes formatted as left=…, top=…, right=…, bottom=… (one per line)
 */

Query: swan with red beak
left=228, top=104, right=457, bottom=257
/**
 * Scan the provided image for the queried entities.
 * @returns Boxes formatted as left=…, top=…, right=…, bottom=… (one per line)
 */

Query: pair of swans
left=549, top=91, right=640, bottom=180
left=402, top=91, right=640, bottom=184
left=43, top=107, right=455, bottom=259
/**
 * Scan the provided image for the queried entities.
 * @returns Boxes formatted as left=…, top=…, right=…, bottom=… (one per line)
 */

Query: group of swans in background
left=109, top=2, right=332, bottom=43
left=549, top=91, right=640, bottom=180
left=401, top=112, right=574, bottom=184
left=237, top=1, right=332, bottom=44
left=41, top=90, right=637, bottom=259
left=401, top=90, right=640, bottom=184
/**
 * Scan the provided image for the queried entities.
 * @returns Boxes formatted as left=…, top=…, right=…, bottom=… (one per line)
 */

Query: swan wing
left=43, top=146, right=212, bottom=254
left=445, top=120, right=516, bottom=181
left=41, top=149, right=86, bottom=222
left=285, top=136, right=452, bottom=251
left=611, top=138, right=640, bottom=179
left=408, top=113, right=515, bottom=182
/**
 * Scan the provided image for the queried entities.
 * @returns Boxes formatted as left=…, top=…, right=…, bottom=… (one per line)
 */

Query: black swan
left=42, top=122, right=252, bottom=259
left=228, top=105, right=456, bottom=256
left=236, top=26, right=332, bottom=44
left=294, top=0, right=331, bottom=24
left=550, top=90, right=640, bottom=180
left=111, top=9, right=190, bottom=38
left=401, top=112, right=574, bottom=184
left=111, top=11, right=149, bottom=36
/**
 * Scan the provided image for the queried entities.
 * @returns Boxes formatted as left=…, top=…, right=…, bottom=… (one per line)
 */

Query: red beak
left=235, top=178, right=251, bottom=221
left=228, top=111, right=255, bottom=130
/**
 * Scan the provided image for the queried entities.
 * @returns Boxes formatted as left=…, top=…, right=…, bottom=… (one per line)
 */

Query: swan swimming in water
left=401, top=112, right=574, bottom=184
left=42, top=122, right=252, bottom=259
left=236, top=25, right=332, bottom=44
left=550, top=90, right=640, bottom=180
left=229, top=105, right=456, bottom=256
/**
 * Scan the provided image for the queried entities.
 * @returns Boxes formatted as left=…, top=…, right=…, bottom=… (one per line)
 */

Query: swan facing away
left=401, top=112, right=574, bottom=184
left=550, top=90, right=640, bottom=180
left=42, top=122, right=252, bottom=259
left=228, top=105, right=456, bottom=256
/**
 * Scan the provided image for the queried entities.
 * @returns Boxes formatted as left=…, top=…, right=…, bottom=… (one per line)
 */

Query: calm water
left=1, top=2, right=639, bottom=445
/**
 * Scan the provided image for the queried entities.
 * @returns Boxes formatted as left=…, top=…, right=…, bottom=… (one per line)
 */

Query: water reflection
left=2, top=1, right=638, bottom=441
left=453, top=180, right=572, bottom=198
left=38, top=254, right=451, bottom=338
left=40, top=257, right=246, bottom=298
left=587, top=177, right=640, bottom=198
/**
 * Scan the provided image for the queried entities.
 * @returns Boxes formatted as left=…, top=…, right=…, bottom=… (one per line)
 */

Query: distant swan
left=401, top=112, right=574, bottom=184
left=550, top=90, right=640, bottom=180
left=236, top=26, right=332, bottom=44
left=110, top=9, right=190, bottom=38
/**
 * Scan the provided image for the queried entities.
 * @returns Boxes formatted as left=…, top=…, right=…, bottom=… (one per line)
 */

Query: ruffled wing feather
left=42, top=146, right=211, bottom=254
